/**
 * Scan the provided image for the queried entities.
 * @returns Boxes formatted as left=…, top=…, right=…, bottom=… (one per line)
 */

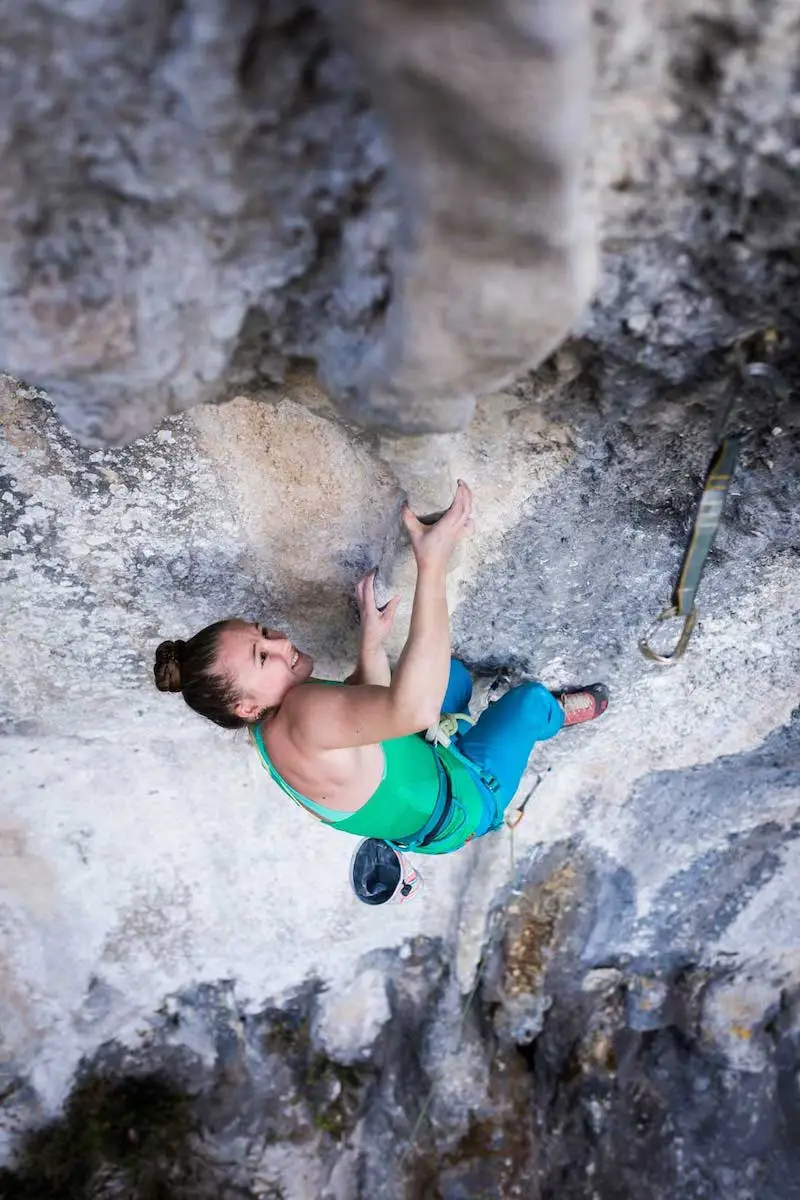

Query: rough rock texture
left=1, top=0, right=800, bottom=1195
left=321, top=0, right=595, bottom=432
left=3, top=824, right=800, bottom=1198
left=0, top=0, right=394, bottom=444
left=0, top=0, right=594, bottom=443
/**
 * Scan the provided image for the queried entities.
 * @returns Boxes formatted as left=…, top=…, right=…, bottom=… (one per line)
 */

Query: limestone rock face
left=0, top=0, right=594, bottom=442
left=1, top=0, right=800, bottom=1195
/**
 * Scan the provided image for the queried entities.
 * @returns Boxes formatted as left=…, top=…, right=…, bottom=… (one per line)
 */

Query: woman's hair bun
left=154, top=639, right=187, bottom=693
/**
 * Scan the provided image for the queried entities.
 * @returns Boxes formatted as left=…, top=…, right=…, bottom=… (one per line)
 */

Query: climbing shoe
left=557, top=683, right=610, bottom=727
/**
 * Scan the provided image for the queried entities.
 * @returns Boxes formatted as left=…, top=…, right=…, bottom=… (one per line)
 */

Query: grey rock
left=322, top=0, right=595, bottom=432
left=0, top=0, right=594, bottom=442
left=625, top=973, right=672, bottom=1032
left=311, top=967, right=391, bottom=1065
left=1, top=0, right=800, bottom=1195
left=582, top=966, right=625, bottom=993
left=1, top=720, right=799, bottom=1192
left=0, top=0, right=393, bottom=443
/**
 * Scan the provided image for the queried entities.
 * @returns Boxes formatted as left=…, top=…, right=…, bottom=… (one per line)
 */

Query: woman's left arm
left=345, top=570, right=399, bottom=688
left=346, top=644, right=391, bottom=688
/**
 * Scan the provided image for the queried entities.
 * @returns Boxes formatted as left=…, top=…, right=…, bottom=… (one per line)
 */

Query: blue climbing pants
left=441, top=658, right=564, bottom=836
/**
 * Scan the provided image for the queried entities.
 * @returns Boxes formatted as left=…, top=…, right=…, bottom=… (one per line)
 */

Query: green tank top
left=249, top=695, right=487, bottom=856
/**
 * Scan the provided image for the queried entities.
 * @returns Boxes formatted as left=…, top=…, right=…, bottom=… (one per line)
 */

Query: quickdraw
left=639, top=340, right=790, bottom=666
left=505, top=772, right=543, bottom=829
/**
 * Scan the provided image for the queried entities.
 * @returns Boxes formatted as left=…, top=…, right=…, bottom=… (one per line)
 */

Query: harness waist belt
left=393, top=753, right=453, bottom=850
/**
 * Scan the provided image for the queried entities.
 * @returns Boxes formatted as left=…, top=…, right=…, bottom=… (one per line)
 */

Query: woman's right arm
left=283, top=482, right=474, bottom=749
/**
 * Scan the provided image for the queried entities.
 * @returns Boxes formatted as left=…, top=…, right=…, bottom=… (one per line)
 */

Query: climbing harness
left=639, top=339, right=791, bottom=665
left=391, top=752, right=466, bottom=852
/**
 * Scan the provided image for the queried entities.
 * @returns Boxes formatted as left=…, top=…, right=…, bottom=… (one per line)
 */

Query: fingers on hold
left=378, top=594, right=399, bottom=618
left=452, top=479, right=471, bottom=514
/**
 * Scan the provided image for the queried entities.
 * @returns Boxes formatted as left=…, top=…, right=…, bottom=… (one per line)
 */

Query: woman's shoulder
left=272, top=678, right=343, bottom=726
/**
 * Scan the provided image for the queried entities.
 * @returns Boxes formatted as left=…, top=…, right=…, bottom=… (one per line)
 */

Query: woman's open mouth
left=291, top=649, right=299, bottom=669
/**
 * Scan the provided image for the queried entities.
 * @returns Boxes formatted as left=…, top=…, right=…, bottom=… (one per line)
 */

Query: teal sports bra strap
left=249, top=722, right=345, bottom=825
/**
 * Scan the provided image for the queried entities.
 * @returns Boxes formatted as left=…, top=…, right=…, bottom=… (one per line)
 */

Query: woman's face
left=215, top=621, right=314, bottom=721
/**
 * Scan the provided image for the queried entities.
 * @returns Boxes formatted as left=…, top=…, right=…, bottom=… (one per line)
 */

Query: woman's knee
left=450, top=658, right=471, bottom=686
left=514, top=681, right=564, bottom=735
left=442, top=658, right=473, bottom=713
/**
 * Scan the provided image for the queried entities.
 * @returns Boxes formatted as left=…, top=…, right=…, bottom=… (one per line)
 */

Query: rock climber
left=154, top=482, right=608, bottom=902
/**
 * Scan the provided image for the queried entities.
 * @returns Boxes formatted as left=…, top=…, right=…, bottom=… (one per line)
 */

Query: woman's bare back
left=262, top=689, right=385, bottom=814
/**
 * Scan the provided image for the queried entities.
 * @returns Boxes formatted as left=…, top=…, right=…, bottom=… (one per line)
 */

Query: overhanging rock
left=0, top=0, right=594, bottom=443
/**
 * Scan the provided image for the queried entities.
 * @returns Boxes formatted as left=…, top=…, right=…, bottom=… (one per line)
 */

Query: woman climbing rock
left=154, top=482, right=608, bottom=903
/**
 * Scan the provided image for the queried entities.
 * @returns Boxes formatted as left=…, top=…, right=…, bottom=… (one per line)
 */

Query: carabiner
left=506, top=806, right=526, bottom=830
left=638, top=605, right=698, bottom=666
left=741, top=360, right=792, bottom=402
left=505, top=773, right=543, bottom=829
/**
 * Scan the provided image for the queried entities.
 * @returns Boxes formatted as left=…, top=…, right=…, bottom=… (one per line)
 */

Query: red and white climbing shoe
left=556, top=683, right=610, bottom=727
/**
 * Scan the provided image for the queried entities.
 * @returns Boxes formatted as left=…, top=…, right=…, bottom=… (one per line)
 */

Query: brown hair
left=153, top=622, right=245, bottom=729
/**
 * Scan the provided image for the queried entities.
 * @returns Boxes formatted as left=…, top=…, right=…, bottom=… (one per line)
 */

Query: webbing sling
left=639, top=350, right=790, bottom=665
left=639, top=436, right=741, bottom=664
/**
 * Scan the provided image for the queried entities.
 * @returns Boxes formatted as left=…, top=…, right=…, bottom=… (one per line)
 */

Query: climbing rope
left=425, top=711, right=474, bottom=748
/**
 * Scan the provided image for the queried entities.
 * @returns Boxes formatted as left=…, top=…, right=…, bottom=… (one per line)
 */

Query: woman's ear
left=234, top=697, right=262, bottom=723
